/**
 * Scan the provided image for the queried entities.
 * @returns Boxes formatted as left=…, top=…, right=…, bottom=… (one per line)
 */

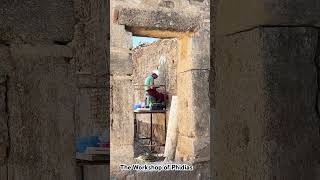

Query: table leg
left=134, top=113, right=137, bottom=139
left=150, top=113, right=153, bottom=151
left=136, top=114, right=139, bottom=139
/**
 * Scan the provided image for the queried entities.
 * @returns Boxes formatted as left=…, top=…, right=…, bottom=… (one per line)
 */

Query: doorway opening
left=130, top=29, right=192, bottom=163
left=132, top=35, right=178, bottom=160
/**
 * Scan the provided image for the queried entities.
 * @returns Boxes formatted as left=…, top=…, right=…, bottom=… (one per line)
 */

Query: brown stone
left=217, top=0, right=320, bottom=35
left=117, top=8, right=201, bottom=32
left=110, top=48, right=133, bottom=75
left=214, top=27, right=320, bottom=179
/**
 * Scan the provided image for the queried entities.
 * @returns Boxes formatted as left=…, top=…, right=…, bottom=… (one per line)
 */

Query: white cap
left=152, top=69, right=159, bottom=76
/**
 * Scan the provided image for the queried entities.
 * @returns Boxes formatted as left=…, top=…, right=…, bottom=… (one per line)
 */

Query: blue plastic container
left=133, top=103, right=142, bottom=110
left=76, top=136, right=100, bottom=153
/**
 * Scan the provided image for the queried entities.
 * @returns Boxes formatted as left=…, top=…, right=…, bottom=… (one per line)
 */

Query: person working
left=144, top=70, right=166, bottom=107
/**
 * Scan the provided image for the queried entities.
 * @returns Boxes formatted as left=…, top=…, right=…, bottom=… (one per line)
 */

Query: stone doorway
left=110, top=3, right=210, bottom=178
left=131, top=35, right=179, bottom=158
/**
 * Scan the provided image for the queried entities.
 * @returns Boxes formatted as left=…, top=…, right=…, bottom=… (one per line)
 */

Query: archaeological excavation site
left=0, top=0, right=320, bottom=179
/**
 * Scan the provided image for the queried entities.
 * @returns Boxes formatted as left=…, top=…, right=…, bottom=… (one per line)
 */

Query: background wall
left=132, top=38, right=178, bottom=152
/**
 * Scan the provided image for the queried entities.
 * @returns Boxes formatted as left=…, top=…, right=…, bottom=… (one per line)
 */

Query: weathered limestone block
left=177, top=70, right=210, bottom=138
left=192, top=23, right=210, bottom=71
left=7, top=49, right=76, bottom=180
left=178, top=28, right=210, bottom=73
left=110, top=75, right=134, bottom=175
left=176, top=71, right=194, bottom=137
left=117, top=8, right=201, bottom=32
left=110, top=76, right=134, bottom=146
left=217, top=0, right=320, bottom=35
left=192, top=70, right=210, bottom=138
left=10, top=44, right=73, bottom=58
left=76, top=74, right=108, bottom=88
left=110, top=48, right=133, bottom=75
left=111, top=25, right=132, bottom=49
left=110, top=144, right=134, bottom=177
left=214, top=27, right=320, bottom=180
left=175, top=136, right=210, bottom=162
left=0, top=0, right=75, bottom=43
left=175, top=69, right=209, bottom=162
left=73, top=0, right=108, bottom=75
left=75, top=88, right=108, bottom=137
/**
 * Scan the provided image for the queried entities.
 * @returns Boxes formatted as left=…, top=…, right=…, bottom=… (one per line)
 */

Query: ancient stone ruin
left=110, top=0, right=210, bottom=178
left=0, top=0, right=319, bottom=180
left=0, top=1, right=109, bottom=179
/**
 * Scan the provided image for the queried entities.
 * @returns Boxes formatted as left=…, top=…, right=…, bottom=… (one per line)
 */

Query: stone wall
left=213, top=0, right=320, bottom=179
left=72, top=0, right=109, bottom=137
left=72, top=0, right=109, bottom=178
left=0, top=0, right=109, bottom=179
left=132, top=38, right=178, bottom=151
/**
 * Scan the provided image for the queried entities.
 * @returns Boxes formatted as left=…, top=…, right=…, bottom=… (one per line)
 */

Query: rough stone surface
left=110, top=75, right=134, bottom=175
left=214, top=27, right=320, bottom=180
left=0, top=0, right=75, bottom=43
left=7, top=52, right=77, bottom=180
left=110, top=48, right=133, bottom=76
left=191, top=22, right=210, bottom=70
left=82, top=165, right=110, bottom=180
left=176, top=70, right=210, bottom=138
left=175, top=69, right=210, bottom=162
left=110, top=76, right=134, bottom=145
left=110, top=25, right=133, bottom=49
left=117, top=8, right=201, bottom=32
left=0, top=0, right=109, bottom=179
left=72, top=0, right=109, bottom=147
left=216, top=0, right=320, bottom=35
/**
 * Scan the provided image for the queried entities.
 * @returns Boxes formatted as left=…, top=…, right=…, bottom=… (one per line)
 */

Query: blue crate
left=76, top=136, right=100, bottom=153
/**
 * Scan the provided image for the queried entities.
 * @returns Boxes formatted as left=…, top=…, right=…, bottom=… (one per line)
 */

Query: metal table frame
left=133, top=84, right=168, bottom=152
left=134, top=110, right=167, bottom=151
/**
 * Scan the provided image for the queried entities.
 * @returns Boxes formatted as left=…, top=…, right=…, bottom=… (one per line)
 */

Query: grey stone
left=110, top=76, right=134, bottom=145
left=0, top=0, right=75, bottom=43
left=110, top=25, right=133, bottom=49
left=83, top=165, right=110, bottom=180
left=110, top=48, right=133, bottom=75
left=216, top=0, right=320, bottom=35
left=117, top=8, right=201, bottom=32
left=7, top=55, right=77, bottom=180
left=10, top=44, right=73, bottom=58
left=214, top=27, right=320, bottom=179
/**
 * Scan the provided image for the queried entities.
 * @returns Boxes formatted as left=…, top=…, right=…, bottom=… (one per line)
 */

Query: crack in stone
left=225, top=24, right=320, bottom=36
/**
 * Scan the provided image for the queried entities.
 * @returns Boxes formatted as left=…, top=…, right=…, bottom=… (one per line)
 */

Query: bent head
left=152, top=69, right=159, bottom=79
left=152, top=73, right=158, bottom=79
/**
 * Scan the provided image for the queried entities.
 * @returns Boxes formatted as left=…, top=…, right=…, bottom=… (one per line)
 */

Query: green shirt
left=144, top=75, right=154, bottom=91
